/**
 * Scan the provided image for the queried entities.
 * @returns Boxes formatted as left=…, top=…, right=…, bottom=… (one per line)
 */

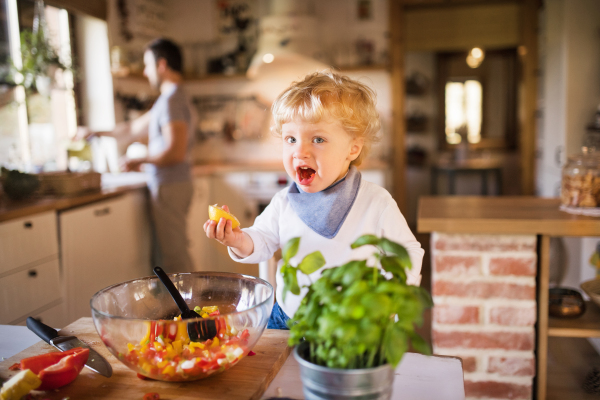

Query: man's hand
left=120, top=157, right=145, bottom=172
left=75, top=126, right=95, bottom=141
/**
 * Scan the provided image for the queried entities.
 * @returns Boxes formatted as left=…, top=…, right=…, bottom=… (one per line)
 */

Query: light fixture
left=245, top=0, right=327, bottom=104
left=466, top=47, right=485, bottom=68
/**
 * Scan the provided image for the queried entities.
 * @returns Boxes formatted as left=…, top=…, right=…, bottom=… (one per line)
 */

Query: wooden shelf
left=548, top=301, right=600, bottom=338
left=112, top=72, right=248, bottom=83
left=547, top=336, right=600, bottom=400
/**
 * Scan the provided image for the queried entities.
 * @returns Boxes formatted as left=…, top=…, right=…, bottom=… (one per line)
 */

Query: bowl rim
left=89, top=271, right=274, bottom=322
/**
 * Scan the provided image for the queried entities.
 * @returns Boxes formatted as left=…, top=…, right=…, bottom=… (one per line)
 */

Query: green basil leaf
left=350, top=234, right=380, bottom=249
left=298, top=251, right=326, bottom=275
left=380, top=239, right=412, bottom=270
left=380, top=256, right=408, bottom=282
left=384, top=324, right=408, bottom=368
left=409, top=331, right=431, bottom=356
left=283, top=237, right=301, bottom=263
left=361, top=293, right=392, bottom=320
left=282, top=266, right=300, bottom=302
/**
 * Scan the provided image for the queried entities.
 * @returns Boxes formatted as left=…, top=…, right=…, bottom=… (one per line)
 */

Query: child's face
left=282, top=116, right=363, bottom=193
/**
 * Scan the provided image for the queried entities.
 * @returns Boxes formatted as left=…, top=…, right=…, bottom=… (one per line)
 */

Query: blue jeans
left=267, top=302, right=290, bottom=330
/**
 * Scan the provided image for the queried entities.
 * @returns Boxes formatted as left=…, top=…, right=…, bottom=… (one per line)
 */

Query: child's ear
left=348, top=137, right=364, bottom=161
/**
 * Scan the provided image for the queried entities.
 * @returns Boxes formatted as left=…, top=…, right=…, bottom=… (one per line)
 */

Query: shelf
left=548, top=301, right=600, bottom=338
left=547, top=336, right=600, bottom=400
left=112, top=72, right=248, bottom=83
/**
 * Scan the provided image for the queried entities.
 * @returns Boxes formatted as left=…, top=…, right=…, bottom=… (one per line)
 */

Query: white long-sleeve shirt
left=229, top=179, right=425, bottom=318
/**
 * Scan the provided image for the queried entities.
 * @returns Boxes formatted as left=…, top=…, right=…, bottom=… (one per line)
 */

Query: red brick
left=488, top=356, right=535, bottom=376
left=434, top=255, right=481, bottom=274
left=461, top=356, right=477, bottom=373
left=433, top=330, right=534, bottom=351
left=464, top=380, right=532, bottom=399
left=490, top=306, right=537, bottom=326
left=434, top=235, right=536, bottom=252
left=489, top=256, right=537, bottom=276
left=433, top=305, right=479, bottom=324
left=433, top=280, right=535, bottom=300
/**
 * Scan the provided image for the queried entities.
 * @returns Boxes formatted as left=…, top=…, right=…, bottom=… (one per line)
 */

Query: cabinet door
left=188, top=177, right=216, bottom=271
left=60, top=191, right=151, bottom=324
left=209, top=174, right=258, bottom=277
left=0, top=258, right=61, bottom=324
left=0, top=211, right=59, bottom=275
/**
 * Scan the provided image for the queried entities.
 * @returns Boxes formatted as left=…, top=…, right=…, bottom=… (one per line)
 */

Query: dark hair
left=145, top=38, right=183, bottom=73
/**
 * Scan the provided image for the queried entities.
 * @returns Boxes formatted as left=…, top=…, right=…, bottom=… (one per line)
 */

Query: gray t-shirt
left=146, top=84, right=193, bottom=185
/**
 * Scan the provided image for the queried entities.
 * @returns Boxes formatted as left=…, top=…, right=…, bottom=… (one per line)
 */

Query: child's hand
left=204, top=204, right=246, bottom=248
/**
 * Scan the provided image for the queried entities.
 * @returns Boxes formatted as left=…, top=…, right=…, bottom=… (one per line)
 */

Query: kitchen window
left=1, top=0, right=77, bottom=171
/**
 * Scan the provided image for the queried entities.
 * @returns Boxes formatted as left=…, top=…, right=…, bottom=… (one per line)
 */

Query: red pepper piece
left=137, top=372, right=155, bottom=380
left=8, top=362, right=21, bottom=370
left=143, top=393, right=160, bottom=400
left=19, top=347, right=89, bottom=391
left=248, top=350, right=256, bottom=356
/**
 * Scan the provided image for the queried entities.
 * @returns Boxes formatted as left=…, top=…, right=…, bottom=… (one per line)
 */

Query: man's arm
left=76, top=110, right=151, bottom=145
left=122, top=120, right=188, bottom=171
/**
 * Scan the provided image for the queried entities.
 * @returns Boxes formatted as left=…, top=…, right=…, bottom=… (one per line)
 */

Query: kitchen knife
left=26, top=317, right=113, bottom=378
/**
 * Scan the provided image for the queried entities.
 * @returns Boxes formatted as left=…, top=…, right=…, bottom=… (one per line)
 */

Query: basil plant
left=281, top=234, right=433, bottom=369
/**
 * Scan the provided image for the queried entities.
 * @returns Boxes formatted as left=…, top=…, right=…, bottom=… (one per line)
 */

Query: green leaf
left=360, top=293, right=392, bottom=319
left=380, top=256, right=408, bottom=282
left=281, top=265, right=300, bottom=302
left=409, top=331, right=431, bottom=356
left=298, top=251, right=326, bottom=275
left=283, top=237, right=301, bottom=263
left=350, top=234, right=380, bottom=249
left=380, top=239, right=412, bottom=270
left=384, top=324, right=408, bottom=367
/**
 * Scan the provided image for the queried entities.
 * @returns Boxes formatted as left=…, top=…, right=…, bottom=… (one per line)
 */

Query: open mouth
left=297, top=166, right=316, bottom=185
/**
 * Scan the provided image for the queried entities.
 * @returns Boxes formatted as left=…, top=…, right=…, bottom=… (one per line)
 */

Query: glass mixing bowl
left=90, top=272, right=274, bottom=382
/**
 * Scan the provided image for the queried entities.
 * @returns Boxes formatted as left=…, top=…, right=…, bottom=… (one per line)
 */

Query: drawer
left=0, top=258, right=61, bottom=324
left=0, top=212, right=59, bottom=275
left=15, top=302, right=67, bottom=329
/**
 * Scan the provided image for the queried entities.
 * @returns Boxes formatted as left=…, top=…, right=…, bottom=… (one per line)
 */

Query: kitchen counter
left=0, top=173, right=148, bottom=223
left=418, top=195, right=600, bottom=236
left=0, top=160, right=391, bottom=223
left=417, top=195, right=600, bottom=400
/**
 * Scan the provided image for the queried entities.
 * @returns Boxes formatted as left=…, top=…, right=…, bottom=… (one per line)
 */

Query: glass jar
left=561, top=153, right=600, bottom=208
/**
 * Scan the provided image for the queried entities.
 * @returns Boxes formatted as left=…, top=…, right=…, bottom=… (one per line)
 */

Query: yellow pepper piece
left=202, top=306, right=219, bottom=313
left=0, top=369, right=41, bottom=400
left=153, top=342, right=163, bottom=351
left=127, top=343, right=135, bottom=351
left=157, top=360, right=168, bottom=369
left=140, top=321, right=151, bottom=345
left=173, top=340, right=183, bottom=354
left=162, top=365, right=176, bottom=377
left=211, top=337, right=220, bottom=348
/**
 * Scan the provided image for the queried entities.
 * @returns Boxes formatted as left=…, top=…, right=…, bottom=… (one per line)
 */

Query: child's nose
left=294, top=142, right=310, bottom=158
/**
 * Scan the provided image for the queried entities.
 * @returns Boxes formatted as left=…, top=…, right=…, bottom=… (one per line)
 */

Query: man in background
left=78, top=38, right=194, bottom=273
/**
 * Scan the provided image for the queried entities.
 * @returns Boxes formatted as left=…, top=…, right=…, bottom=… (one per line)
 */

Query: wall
left=108, top=0, right=394, bottom=169
left=405, top=51, right=437, bottom=227
left=537, top=0, right=600, bottom=197
left=431, top=233, right=537, bottom=400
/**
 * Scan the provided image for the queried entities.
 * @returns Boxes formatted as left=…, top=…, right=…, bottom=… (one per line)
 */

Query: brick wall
left=431, top=233, right=537, bottom=400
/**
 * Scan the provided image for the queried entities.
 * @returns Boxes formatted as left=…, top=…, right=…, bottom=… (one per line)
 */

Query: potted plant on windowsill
left=280, top=235, right=433, bottom=400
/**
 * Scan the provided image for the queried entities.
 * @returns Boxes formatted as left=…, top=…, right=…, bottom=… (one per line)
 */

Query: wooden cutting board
left=0, top=318, right=292, bottom=400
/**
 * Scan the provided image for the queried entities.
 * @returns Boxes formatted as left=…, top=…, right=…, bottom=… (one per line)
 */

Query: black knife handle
left=27, top=316, right=59, bottom=344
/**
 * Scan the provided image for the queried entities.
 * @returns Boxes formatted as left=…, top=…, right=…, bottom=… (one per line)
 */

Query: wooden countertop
left=418, top=196, right=600, bottom=236
left=0, top=184, right=146, bottom=223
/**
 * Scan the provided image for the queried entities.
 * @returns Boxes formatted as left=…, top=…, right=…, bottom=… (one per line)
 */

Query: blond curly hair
left=271, top=70, right=380, bottom=167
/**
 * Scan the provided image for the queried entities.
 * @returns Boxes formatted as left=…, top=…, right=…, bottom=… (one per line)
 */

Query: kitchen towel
left=287, top=166, right=361, bottom=239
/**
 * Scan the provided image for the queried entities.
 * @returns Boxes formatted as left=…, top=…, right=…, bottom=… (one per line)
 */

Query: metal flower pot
left=293, top=342, right=395, bottom=400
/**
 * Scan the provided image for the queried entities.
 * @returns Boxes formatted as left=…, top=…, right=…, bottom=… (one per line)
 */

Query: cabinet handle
left=24, top=222, right=33, bottom=229
left=28, top=269, right=37, bottom=277
left=94, top=207, right=111, bottom=217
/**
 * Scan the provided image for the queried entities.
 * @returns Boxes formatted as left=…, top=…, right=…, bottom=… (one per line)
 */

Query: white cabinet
left=0, top=212, right=66, bottom=328
left=60, top=190, right=151, bottom=324
left=188, top=175, right=259, bottom=277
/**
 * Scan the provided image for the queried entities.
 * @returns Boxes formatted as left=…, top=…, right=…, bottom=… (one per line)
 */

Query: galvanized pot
left=293, top=342, right=395, bottom=400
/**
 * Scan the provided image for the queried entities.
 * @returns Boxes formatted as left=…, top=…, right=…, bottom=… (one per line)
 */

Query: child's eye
left=285, top=136, right=296, bottom=144
left=313, top=137, right=325, bottom=144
